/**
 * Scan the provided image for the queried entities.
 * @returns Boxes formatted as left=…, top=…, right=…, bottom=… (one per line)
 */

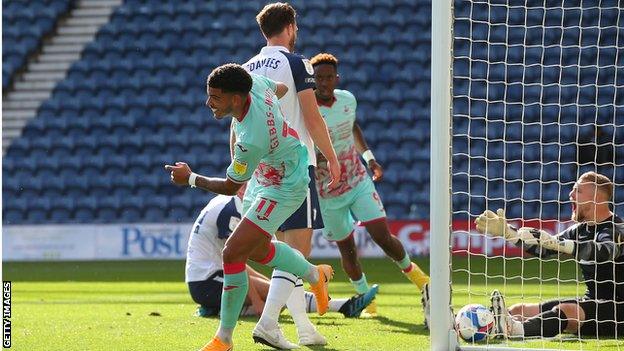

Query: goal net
left=431, top=1, right=623, bottom=350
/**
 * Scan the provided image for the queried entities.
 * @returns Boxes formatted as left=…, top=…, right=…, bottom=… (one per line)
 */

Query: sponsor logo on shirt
left=233, top=160, right=248, bottom=175
left=303, top=58, right=314, bottom=75
left=236, top=143, right=248, bottom=152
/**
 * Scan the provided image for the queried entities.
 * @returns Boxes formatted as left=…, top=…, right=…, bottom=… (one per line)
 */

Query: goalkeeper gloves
left=475, top=208, right=575, bottom=255
left=475, top=209, right=519, bottom=242
left=517, top=227, right=575, bottom=255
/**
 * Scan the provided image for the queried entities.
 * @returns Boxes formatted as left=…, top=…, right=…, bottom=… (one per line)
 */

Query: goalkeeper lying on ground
left=475, top=171, right=624, bottom=339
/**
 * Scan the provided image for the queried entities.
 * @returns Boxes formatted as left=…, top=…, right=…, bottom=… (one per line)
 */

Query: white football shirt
left=184, top=195, right=242, bottom=283
left=244, top=45, right=317, bottom=166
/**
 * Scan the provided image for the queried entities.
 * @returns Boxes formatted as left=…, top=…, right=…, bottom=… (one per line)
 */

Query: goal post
left=430, top=1, right=622, bottom=350
left=430, top=0, right=456, bottom=350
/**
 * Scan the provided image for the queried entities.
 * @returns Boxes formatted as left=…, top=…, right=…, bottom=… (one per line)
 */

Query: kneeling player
left=476, top=171, right=624, bottom=339
left=310, top=53, right=430, bottom=320
left=186, top=189, right=378, bottom=319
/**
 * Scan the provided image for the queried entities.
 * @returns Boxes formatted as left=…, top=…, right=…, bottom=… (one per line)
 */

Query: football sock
left=350, top=273, right=370, bottom=294
left=258, top=270, right=296, bottom=328
left=217, top=262, right=249, bottom=343
left=523, top=309, right=567, bottom=337
left=305, top=291, right=348, bottom=313
left=395, top=252, right=412, bottom=271
left=397, top=253, right=430, bottom=289
left=286, top=280, right=316, bottom=331
left=258, top=241, right=318, bottom=283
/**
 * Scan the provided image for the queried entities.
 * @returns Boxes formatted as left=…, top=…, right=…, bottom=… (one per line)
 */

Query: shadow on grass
left=374, top=315, right=428, bottom=336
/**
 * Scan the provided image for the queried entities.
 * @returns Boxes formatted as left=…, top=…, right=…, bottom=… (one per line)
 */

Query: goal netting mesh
left=451, top=0, right=623, bottom=349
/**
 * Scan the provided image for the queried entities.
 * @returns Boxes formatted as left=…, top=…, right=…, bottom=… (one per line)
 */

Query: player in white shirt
left=242, top=2, right=340, bottom=348
left=186, top=188, right=379, bottom=323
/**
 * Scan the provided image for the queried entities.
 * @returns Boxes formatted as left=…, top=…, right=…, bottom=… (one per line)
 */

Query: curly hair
left=256, top=2, right=297, bottom=38
left=310, top=53, right=338, bottom=69
left=207, top=63, right=252, bottom=95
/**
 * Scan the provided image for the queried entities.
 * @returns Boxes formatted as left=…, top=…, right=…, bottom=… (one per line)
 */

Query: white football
left=454, top=303, right=495, bottom=342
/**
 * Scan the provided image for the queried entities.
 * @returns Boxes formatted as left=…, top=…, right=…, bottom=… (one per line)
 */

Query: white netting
left=451, top=0, right=623, bottom=349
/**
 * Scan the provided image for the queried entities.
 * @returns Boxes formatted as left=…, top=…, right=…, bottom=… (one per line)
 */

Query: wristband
left=188, top=172, right=198, bottom=188
left=362, top=150, right=375, bottom=163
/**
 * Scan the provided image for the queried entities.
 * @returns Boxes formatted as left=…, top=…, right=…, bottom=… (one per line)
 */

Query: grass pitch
left=3, top=257, right=623, bottom=350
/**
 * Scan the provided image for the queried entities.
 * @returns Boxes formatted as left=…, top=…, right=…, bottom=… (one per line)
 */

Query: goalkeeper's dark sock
left=523, top=309, right=568, bottom=337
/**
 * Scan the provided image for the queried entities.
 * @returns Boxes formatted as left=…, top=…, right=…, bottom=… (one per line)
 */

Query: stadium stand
left=4, top=1, right=621, bottom=224
left=2, top=0, right=72, bottom=89
left=3, top=0, right=427, bottom=224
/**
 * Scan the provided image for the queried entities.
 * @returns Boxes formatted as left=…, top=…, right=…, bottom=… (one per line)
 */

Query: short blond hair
left=578, top=171, right=613, bottom=201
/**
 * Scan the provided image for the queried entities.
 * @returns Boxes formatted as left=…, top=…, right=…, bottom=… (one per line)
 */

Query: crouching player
left=186, top=188, right=379, bottom=320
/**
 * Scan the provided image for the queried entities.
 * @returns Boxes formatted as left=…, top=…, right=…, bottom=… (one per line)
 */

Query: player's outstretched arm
left=298, top=88, right=340, bottom=187
left=353, top=122, right=383, bottom=182
left=476, top=208, right=576, bottom=256
left=164, top=162, right=242, bottom=196
left=516, top=227, right=575, bottom=255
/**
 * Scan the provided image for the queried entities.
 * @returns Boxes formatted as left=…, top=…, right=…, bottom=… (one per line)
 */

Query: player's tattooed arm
left=164, top=162, right=242, bottom=196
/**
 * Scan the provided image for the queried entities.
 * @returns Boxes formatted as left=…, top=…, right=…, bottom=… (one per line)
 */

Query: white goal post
left=430, top=0, right=456, bottom=350
left=431, top=1, right=622, bottom=351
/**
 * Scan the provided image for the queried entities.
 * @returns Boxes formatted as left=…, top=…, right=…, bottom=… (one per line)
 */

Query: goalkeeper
left=475, top=171, right=624, bottom=339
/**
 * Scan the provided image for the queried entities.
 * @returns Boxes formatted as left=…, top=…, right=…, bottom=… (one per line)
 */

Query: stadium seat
left=6, top=0, right=621, bottom=224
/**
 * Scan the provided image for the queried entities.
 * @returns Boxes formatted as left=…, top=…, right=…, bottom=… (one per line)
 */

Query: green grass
left=3, top=257, right=623, bottom=350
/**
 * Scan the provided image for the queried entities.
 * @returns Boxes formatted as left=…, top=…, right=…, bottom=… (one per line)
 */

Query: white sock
left=286, top=280, right=315, bottom=332
left=258, top=270, right=297, bottom=328
left=305, top=291, right=348, bottom=313
left=216, top=327, right=234, bottom=344
left=510, top=318, right=525, bottom=336
left=329, top=298, right=349, bottom=312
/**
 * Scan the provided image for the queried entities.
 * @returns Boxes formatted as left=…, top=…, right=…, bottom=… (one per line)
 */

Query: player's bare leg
left=364, top=219, right=429, bottom=289
left=508, top=303, right=541, bottom=321
left=335, top=234, right=378, bottom=317
left=247, top=271, right=271, bottom=303
left=557, top=303, right=584, bottom=333
left=279, top=228, right=313, bottom=256
left=335, top=234, right=364, bottom=279
left=201, top=219, right=331, bottom=351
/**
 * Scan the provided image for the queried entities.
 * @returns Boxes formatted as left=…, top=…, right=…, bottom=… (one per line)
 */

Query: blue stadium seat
left=7, top=0, right=623, bottom=223
left=121, top=195, right=145, bottom=222
left=50, top=197, right=73, bottom=222
left=4, top=197, right=29, bottom=224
